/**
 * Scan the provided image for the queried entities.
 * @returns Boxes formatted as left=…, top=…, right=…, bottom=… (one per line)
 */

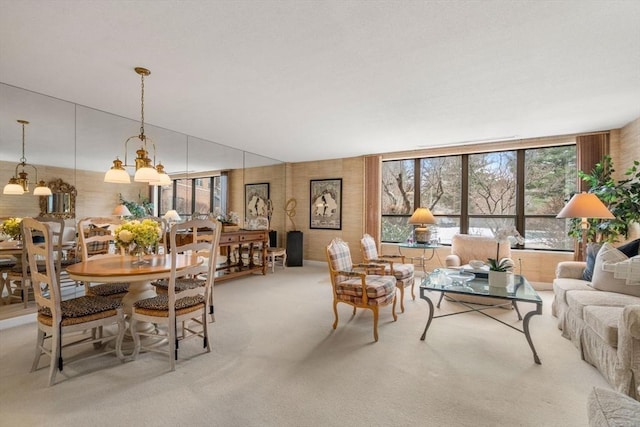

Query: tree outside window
left=381, top=144, right=577, bottom=251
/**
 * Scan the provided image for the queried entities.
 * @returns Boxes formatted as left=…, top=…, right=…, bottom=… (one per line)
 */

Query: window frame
left=381, top=144, right=577, bottom=251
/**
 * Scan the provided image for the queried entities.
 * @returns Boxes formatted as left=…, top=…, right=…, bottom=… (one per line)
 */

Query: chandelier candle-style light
left=3, top=120, right=52, bottom=196
left=104, top=67, right=171, bottom=185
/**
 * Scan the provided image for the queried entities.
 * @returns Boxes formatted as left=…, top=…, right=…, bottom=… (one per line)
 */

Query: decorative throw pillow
left=617, top=238, right=640, bottom=258
left=583, top=242, right=602, bottom=281
left=591, top=243, right=640, bottom=297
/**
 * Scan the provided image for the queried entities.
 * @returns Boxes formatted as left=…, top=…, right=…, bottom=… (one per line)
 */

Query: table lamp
left=112, top=204, right=132, bottom=219
left=408, top=207, right=436, bottom=244
left=163, top=209, right=181, bottom=226
left=556, top=192, right=614, bottom=261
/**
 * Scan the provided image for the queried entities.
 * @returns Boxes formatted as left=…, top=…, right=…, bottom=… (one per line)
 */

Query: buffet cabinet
left=171, top=229, right=269, bottom=282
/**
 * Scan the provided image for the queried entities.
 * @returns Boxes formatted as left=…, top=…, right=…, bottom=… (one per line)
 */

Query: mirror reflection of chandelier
left=2, top=119, right=52, bottom=196
left=104, top=67, right=171, bottom=186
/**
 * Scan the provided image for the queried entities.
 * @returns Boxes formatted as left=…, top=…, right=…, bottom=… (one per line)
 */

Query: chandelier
left=2, top=120, right=52, bottom=196
left=104, top=67, right=171, bottom=186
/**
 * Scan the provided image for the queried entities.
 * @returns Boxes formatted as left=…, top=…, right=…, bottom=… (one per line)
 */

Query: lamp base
left=414, top=227, right=431, bottom=244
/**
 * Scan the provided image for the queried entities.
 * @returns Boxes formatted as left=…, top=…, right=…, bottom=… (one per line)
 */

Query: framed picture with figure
left=310, top=178, right=342, bottom=230
left=245, top=183, right=270, bottom=222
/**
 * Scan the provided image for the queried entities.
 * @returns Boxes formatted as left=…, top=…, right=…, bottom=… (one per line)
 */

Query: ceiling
left=1, top=0, right=639, bottom=167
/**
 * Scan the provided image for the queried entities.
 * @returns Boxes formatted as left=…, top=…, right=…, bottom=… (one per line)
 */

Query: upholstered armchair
left=360, top=233, right=415, bottom=313
left=326, top=238, right=397, bottom=342
left=445, top=234, right=513, bottom=270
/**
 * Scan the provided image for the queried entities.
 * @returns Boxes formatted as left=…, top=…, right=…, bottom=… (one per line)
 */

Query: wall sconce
left=556, top=192, right=615, bottom=261
left=408, top=207, right=436, bottom=244
left=104, top=67, right=170, bottom=185
left=3, top=119, right=52, bottom=196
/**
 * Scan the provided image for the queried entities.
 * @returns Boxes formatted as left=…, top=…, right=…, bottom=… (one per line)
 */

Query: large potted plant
left=569, top=156, right=640, bottom=244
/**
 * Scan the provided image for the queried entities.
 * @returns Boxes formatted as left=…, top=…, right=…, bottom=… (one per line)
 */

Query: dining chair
left=77, top=217, right=129, bottom=298
left=5, top=217, right=65, bottom=308
left=326, top=238, right=397, bottom=342
left=360, top=233, right=415, bottom=313
left=22, top=218, right=126, bottom=386
left=130, top=218, right=222, bottom=371
left=153, top=222, right=218, bottom=321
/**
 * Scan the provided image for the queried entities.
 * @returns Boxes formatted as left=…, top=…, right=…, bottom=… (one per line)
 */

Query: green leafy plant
left=487, top=258, right=511, bottom=272
left=118, top=193, right=153, bottom=218
left=569, top=156, right=640, bottom=243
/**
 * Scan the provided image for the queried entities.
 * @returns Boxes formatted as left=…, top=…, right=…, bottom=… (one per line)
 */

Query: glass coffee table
left=419, top=269, right=543, bottom=364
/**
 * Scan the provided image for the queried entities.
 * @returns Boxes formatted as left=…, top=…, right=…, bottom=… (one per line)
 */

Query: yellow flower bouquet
left=114, top=219, right=162, bottom=263
left=1, top=217, right=22, bottom=240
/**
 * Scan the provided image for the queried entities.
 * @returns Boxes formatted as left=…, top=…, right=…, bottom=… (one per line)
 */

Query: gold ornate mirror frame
left=39, top=178, right=77, bottom=219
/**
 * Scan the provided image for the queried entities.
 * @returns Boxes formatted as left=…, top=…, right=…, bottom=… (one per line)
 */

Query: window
left=381, top=144, right=576, bottom=250
left=158, top=175, right=225, bottom=218
left=524, top=146, right=577, bottom=250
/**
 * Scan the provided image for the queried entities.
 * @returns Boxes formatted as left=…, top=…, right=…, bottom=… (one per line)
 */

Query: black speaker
left=286, top=231, right=303, bottom=266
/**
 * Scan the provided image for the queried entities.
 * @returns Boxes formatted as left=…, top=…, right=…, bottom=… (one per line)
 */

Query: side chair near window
left=22, top=218, right=126, bottom=386
left=360, top=233, right=415, bottom=313
left=325, top=238, right=397, bottom=342
left=77, top=217, right=129, bottom=299
left=129, top=219, right=222, bottom=371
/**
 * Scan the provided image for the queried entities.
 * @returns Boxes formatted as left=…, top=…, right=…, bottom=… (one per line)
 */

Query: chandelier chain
left=139, top=72, right=145, bottom=138
left=19, top=121, right=27, bottom=164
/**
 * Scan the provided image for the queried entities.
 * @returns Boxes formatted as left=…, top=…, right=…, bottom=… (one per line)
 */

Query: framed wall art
left=310, top=178, right=342, bottom=230
left=245, top=182, right=270, bottom=221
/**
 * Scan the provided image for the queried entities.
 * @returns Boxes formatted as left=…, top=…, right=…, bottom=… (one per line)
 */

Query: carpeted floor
left=0, top=262, right=610, bottom=426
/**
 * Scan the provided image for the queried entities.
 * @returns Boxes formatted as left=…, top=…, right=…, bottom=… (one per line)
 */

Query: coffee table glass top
left=420, top=269, right=542, bottom=303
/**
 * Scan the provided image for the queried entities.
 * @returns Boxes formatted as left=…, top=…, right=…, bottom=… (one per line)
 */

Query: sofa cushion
left=583, top=305, right=623, bottom=348
left=617, top=238, right=640, bottom=258
left=583, top=242, right=602, bottom=281
left=592, top=243, right=640, bottom=297
left=566, top=290, right=640, bottom=320
left=553, top=277, right=595, bottom=305
left=587, top=386, right=640, bottom=427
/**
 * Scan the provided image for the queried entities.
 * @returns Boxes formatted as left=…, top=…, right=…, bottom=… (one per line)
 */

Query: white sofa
left=552, top=242, right=640, bottom=398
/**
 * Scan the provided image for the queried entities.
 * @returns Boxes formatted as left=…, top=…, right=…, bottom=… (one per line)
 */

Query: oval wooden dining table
left=66, top=253, right=202, bottom=313
left=66, top=253, right=202, bottom=352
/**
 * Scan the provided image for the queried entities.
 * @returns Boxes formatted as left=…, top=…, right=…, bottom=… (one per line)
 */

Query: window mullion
left=461, top=154, right=469, bottom=233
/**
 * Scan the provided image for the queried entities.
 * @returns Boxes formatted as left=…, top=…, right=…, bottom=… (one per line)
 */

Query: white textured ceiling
left=1, top=0, right=639, bottom=168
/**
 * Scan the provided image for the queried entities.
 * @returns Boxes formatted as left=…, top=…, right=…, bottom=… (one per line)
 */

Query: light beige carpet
left=0, top=262, right=610, bottom=426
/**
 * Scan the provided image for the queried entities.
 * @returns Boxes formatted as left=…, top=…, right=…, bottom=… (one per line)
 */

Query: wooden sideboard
left=170, top=229, right=268, bottom=282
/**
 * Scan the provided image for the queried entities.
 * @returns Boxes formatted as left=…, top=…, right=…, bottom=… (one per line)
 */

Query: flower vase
left=130, top=245, right=150, bottom=266
left=488, top=270, right=511, bottom=287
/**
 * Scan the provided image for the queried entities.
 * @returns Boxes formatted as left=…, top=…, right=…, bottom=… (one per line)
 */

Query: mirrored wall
left=1, top=82, right=284, bottom=218
left=1, top=82, right=286, bottom=316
